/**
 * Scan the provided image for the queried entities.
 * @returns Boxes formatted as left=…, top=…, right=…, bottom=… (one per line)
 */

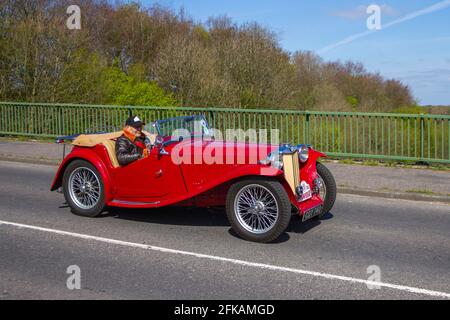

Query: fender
left=301, top=148, right=326, bottom=180
left=50, top=146, right=115, bottom=203
left=309, top=148, right=327, bottom=162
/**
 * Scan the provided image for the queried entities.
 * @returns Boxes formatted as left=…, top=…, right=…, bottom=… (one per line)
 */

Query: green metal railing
left=1, top=102, right=449, bottom=164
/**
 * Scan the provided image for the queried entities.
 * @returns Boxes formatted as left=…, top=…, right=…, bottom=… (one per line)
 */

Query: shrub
left=101, top=63, right=179, bottom=107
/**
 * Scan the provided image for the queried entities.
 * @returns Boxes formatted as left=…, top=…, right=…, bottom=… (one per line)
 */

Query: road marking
left=1, top=219, right=449, bottom=299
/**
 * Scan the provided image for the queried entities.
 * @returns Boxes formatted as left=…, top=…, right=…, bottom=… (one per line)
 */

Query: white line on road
left=1, top=219, right=449, bottom=299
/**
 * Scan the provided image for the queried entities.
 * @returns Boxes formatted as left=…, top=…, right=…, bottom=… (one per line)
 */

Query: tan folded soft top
left=72, top=131, right=158, bottom=147
left=72, top=131, right=123, bottom=147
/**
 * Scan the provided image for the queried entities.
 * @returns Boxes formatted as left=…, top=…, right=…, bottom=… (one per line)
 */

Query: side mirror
left=155, top=135, right=169, bottom=155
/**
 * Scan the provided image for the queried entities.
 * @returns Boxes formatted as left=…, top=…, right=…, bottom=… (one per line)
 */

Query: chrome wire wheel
left=317, top=174, right=327, bottom=200
left=234, top=184, right=279, bottom=234
left=68, top=167, right=101, bottom=210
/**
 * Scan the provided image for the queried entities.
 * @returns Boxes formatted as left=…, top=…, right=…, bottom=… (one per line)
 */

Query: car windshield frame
left=145, top=115, right=211, bottom=138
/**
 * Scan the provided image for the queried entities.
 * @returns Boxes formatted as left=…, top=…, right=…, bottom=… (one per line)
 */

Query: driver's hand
left=142, top=131, right=157, bottom=146
left=141, top=130, right=151, bottom=137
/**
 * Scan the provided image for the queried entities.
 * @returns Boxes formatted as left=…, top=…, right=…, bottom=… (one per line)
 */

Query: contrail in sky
left=318, top=0, right=450, bottom=54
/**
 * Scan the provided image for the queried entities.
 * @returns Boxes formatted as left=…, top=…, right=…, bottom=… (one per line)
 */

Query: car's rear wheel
left=63, top=160, right=105, bottom=217
left=226, top=179, right=291, bottom=243
left=315, top=162, right=336, bottom=219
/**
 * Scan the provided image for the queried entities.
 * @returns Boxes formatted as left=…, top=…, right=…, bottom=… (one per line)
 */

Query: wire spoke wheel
left=234, top=184, right=279, bottom=234
left=68, top=167, right=101, bottom=210
left=314, top=162, right=337, bottom=220
left=317, top=174, right=327, bottom=201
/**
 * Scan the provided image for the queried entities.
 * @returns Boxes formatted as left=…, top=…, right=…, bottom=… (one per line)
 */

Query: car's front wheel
left=315, top=162, right=337, bottom=219
left=62, top=160, right=105, bottom=217
left=226, top=179, right=291, bottom=243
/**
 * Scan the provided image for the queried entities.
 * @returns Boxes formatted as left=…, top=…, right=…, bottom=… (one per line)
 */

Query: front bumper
left=296, top=194, right=323, bottom=216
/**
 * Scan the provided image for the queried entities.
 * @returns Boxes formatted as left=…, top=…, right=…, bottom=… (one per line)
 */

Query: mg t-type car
left=51, top=115, right=336, bottom=243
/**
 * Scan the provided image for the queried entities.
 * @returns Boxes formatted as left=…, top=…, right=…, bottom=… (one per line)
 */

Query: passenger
left=116, top=115, right=149, bottom=166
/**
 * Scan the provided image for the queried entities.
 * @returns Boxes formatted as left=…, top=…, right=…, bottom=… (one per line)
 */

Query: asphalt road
left=0, top=160, right=449, bottom=300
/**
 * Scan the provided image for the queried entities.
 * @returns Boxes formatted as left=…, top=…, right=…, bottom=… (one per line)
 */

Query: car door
left=113, top=148, right=186, bottom=199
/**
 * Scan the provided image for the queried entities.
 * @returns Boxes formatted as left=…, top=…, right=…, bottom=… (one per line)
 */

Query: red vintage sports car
left=51, top=115, right=336, bottom=243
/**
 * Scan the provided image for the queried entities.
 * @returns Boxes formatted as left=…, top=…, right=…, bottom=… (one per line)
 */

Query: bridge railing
left=0, top=102, right=449, bottom=164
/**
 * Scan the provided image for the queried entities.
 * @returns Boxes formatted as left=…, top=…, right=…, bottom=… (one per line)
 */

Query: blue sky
left=143, top=0, right=450, bottom=105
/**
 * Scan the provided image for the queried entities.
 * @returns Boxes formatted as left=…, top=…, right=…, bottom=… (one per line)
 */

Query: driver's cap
left=125, top=115, right=144, bottom=129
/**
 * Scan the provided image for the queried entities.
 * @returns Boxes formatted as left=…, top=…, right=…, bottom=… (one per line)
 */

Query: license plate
left=302, top=205, right=323, bottom=222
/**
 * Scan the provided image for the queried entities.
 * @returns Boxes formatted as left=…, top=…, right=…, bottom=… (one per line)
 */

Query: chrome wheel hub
left=234, top=184, right=279, bottom=234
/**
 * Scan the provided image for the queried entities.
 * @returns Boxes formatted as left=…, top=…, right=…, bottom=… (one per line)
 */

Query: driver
left=116, top=115, right=150, bottom=166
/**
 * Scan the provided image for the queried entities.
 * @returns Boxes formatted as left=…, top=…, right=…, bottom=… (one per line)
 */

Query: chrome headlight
left=259, top=151, right=283, bottom=169
left=271, top=159, right=283, bottom=170
left=296, top=144, right=309, bottom=163
left=259, top=144, right=298, bottom=169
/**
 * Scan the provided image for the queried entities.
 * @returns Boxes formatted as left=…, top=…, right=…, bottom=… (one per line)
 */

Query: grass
left=339, top=158, right=356, bottom=165
left=362, top=160, right=379, bottom=167
left=324, top=156, right=450, bottom=172
left=0, top=135, right=55, bottom=143
left=429, top=163, right=450, bottom=171
left=406, top=189, right=436, bottom=195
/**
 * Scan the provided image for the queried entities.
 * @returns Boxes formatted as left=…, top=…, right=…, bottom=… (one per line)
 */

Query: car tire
left=315, top=162, right=337, bottom=219
left=226, top=178, right=291, bottom=243
left=63, top=160, right=105, bottom=217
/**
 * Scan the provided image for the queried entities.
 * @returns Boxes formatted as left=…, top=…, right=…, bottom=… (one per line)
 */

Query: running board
left=109, top=199, right=161, bottom=207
